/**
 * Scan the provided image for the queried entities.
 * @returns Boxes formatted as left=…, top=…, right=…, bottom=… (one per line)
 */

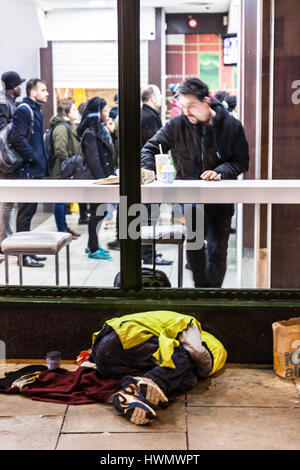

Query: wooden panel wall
left=271, top=0, right=300, bottom=287
left=40, top=41, right=54, bottom=131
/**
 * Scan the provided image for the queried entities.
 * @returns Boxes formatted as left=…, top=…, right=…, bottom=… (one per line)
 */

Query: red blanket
left=6, top=367, right=121, bottom=405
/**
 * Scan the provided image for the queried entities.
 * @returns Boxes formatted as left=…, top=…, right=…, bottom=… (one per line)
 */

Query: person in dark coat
left=141, top=76, right=250, bottom=288
left=140, top=85, right=172, bottom=266
left=9, top=78, right=49, bottom=267
left=77, top=97, right=115, bottom=260
left=0, top=71, right=26, bottom=253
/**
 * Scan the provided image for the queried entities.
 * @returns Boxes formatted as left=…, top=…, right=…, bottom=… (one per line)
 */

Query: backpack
left=0, top=102, right=34, bottom=175
left=44, top=121, right=71, bottom=171
left=60, top=129, right=93, bottom=180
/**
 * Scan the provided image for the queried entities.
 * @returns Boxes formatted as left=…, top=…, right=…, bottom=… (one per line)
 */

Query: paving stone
left=62, top=396, right=186, bottom=433
left=57, top=432, right=187, bottom=450
left=187, top=366, right=300, bottom=407
left=187, top=406, right=300, bottom=450
left=0, top=415, right=63, bottom=450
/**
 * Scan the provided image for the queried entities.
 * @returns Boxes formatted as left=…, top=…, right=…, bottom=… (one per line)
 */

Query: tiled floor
left=0, top=363, right=299, bottom=450
left=0, top=206, right=255, bottom=288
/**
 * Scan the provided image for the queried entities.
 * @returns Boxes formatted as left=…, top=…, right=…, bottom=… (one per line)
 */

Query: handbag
left=60, top=129, right=93, bottom=180
left=0, top=103, right=34, bottom=175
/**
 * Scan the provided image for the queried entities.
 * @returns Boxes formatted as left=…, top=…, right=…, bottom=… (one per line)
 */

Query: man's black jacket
left=141, top=103, right=162, bottom=149
left=141, top=98, right=249, bottom=180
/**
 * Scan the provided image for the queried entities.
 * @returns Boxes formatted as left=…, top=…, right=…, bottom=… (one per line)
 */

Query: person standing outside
left=9, top=78, right=49, bottom=268
left=0, top=71, right=26, bottom=254
left=50, top=100, right=81, bottom=239
left=141, top=76, right=249, bottom=288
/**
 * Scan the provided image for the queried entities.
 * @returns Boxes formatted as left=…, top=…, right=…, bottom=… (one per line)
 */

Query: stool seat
left=141, top=224, right=186, bottom=287
left=1, top=231, right=72, bottom=255
left=1, top=231, right=72, bottom=286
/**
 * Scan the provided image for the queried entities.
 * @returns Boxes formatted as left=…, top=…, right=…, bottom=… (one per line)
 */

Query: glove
left=141, top=168, right=156, bottom=185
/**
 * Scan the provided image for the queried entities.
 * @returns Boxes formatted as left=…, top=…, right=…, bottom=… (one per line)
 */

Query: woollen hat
left=1, top=71, right=26, bottom=90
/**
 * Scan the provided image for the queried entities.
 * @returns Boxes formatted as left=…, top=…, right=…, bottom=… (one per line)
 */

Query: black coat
left=141, top=103, right=162, bottom=148
left=81, top=126, right=115, bottom=179
left=9, top=97, right=49, bottom=179
left=141, top=99, right=249, bottom=180
left=0, top=93, right=16, bottom=131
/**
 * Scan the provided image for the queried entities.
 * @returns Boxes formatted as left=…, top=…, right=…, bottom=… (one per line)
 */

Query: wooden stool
left=1, top=231, right=72, bottom=286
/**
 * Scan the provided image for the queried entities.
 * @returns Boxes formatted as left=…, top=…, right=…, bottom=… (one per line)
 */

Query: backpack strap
left=17, top=103, right=34, bottom=137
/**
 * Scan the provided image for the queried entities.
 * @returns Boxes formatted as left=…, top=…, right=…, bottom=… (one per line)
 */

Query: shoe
left=18, top=255, right=44, bottom=268
left=107, top=239, right=120, bottom=250
left=85, top=246, right=110, bottom=256
left=143, top=255, right=173, bottom=266
left=185, top=261, right=192, bottom=270
left=31, top=254, right=47, bottom=261
left=78, top=217, right=89, bottom=225
left=113, top=391, right=156, bottom=425
left=88, top=248, right=112, bottom=260
left=62, top=227, right=81, bottom=240
left=121, top=376, right=168, bottom=409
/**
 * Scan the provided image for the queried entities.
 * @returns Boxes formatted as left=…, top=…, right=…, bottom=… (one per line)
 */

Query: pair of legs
left=87, top=203, right=107, bottom=254
left=92, top=326, right=198, bottom=405
left=0, top=202, right=14, bottom=250
left=53, top=203, right=67, bottom=231
left=186, top=203, right=234, bottom=288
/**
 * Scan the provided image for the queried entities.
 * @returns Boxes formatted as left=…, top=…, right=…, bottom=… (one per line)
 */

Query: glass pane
left=0, top=1, right=119, bottom=288
left=140, top=0, right=248, bottom=289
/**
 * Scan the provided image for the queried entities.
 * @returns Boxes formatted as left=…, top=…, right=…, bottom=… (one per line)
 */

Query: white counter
left=0, top=179, right=299, bottom=204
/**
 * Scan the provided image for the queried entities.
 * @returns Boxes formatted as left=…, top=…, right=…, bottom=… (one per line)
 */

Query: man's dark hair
left=57, top=100, right=74, bottom=117
left=26, top=78, right=46, bottom=97
left=177, top=76, right=209, bottom=101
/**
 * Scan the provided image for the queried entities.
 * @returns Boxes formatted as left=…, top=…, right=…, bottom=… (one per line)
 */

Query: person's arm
left=52, top=124, right=70, bottom=162
left=141, top=119, right=175, bottom=171
left=0, top=102, right=10, bottom=130
left=213, top=120, right=250, bottom=180
left=9, top=106, right=38, bottom=164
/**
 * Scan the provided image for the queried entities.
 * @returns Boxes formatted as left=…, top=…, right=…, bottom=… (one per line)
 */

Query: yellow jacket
left=93, top=310, right=227, bottom=376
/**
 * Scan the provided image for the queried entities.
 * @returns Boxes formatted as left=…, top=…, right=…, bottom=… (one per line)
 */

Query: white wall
left=228, top=0, right=240, bottom=34
left=0, top=0, right=46, bottom=86
left=45, top=7, right=155, bottom=41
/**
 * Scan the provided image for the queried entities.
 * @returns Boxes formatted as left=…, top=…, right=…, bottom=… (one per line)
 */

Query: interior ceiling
left=31, top=0, right=231, bottom=13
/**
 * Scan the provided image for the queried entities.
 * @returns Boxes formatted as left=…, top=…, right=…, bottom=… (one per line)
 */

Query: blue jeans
left=91, top=326, right=198, bottom=402
left=53, top=203, right=67, bottom=231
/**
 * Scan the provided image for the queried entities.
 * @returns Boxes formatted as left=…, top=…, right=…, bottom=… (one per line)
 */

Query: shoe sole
left=122, top=376, right=168, bottom=409
left=114, top=392, right=156, bottom=425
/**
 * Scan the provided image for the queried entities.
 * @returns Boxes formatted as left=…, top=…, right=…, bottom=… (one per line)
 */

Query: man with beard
left=9, top=78, right=49, bottom=267
left=141, top=76, right=249, bottom=288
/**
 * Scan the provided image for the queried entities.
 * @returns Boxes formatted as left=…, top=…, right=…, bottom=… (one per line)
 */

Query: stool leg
left=66, top=244, right=70, bottom=286
left=55, top=253, right=59, bottom=286
left=18, top=255, right=23, bottom=285
left=178, top=243, right=183, bottom=288
left=4, top=254, right=9, bottom=285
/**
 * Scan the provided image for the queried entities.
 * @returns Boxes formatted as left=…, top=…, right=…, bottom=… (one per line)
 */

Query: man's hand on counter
left=141, top=168, right=156, bottom=184
left=201, top=170, right=221, bottom=181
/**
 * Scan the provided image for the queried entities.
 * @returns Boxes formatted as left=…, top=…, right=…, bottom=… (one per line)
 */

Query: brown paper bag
left=272, top=317, right=300, bottom=379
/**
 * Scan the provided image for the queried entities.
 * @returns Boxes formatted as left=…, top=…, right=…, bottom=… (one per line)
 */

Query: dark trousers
left=92, top=327, right=198, bottom=402
left=16, top=203, right=38, bottom=232
left=186, top=203, right=234, bottom=288
left=88, top=203, right=107, bottom=253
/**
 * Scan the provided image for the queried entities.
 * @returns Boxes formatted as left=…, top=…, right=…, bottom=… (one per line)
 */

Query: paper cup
left=155, top=154, right=170, bottom=182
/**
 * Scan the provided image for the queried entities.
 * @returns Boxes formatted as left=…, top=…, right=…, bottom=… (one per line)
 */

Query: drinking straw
left=159, top=144, right=163, bottom=154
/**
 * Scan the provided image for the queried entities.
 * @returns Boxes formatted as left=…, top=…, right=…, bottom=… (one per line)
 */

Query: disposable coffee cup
left=155, top=154, right=170, bottom=182
left=45, top=351, right=61, bottom=370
